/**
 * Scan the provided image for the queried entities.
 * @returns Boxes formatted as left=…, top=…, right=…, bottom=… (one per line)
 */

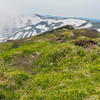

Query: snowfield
left=97, top=29, right=100, bottom=32
left=0, top=14, right=100, bottom=43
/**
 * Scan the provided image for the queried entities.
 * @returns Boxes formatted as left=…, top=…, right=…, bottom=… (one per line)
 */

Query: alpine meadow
left=0, top=25, right=100, bottom=99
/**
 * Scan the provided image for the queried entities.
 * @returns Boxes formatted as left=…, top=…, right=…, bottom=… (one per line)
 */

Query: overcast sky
left=0, top=0, right=100, bottom=19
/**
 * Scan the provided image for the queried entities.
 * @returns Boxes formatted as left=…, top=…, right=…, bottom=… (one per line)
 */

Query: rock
left=61, top=49, right=64, bottom=52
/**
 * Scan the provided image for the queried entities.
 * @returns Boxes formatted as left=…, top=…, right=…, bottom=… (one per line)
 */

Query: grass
left=73, top=29, right=100, bottom=39
left=0, top=27, right=100, bottom=100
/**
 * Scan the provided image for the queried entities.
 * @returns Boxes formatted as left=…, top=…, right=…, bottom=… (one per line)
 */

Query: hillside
left=0, top=25, right=100, bottom=100
left=1, top=14, right=100, bottom=43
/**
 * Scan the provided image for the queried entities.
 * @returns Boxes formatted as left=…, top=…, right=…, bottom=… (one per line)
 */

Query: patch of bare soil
left=74, top=40, right=97, bottom=48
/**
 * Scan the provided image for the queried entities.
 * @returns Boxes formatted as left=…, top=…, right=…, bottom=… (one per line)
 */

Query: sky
left=0, top=0, right=100, bottom=19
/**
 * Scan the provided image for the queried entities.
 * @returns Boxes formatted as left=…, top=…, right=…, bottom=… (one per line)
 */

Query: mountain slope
left=0, top=27, right=100, bottom=99
left=1, top=14, right=100, bottom=43
left=42, top=15, right=100, bottom=22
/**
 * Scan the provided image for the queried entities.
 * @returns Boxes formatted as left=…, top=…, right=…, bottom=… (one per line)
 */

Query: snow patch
left=27, top=32, right=32, bottom=37
left=23, top=32, right=29, bottom=38
left=97, top=29, right=100, bottom=32
left=76, top=23, right=92, bottom=29
left=24, top=26, right=32, bottom=30
left=32, top=30, right=37, bottom=36
left=15, top=32, right=23, bottom=39
left=36, top=25, right=48, bottom=30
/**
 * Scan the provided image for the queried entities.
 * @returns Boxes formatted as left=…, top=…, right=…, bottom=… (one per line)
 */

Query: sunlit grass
left=0, top=28, right=100, bottom=99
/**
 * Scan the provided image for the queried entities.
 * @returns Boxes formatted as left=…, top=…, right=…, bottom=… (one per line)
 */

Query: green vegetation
left=0, top=26, right=100, bottom=100
left=40, top=25, right=74, bottom=35
left=73, top=29, right=100, bottom=39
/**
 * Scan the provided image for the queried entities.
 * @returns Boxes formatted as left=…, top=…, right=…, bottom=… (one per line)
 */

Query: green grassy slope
left=0, top=26, right=100, bottom=100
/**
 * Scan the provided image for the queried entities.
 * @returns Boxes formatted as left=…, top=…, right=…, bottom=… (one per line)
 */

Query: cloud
left=0, top=0, right=100, bottom=19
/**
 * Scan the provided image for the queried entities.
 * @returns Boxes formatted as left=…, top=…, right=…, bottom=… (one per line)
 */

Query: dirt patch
left=74, top=40, right=97, bottom=48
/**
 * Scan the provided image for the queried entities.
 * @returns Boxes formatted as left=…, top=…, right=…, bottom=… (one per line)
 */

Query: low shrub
left=48, top=50, right=66, bottom=62
left=65, top=47, right=72, bottom=54
left=22, top=49, right=35, bottom=55
left=90, top=52, right=98, bottom=61
left=40, top=25, right=74, bottom=35
left=77, top=48, right=86, bottom=57
left=73, top=29, right=100, bottom=39
left=12, top=40, right=20, bottom=48
left=3, top=55, right=13, bottom=63
left=12, top=72, right=30, bottom=86
left=89, top=65, right=100, bottom=73
left=0, top=91, right=5, bottom=99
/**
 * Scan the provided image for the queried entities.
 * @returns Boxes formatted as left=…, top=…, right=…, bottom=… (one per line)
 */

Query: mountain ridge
left=0, top=14, right=100, bottom=43
left=42, top=15, right=100, bottom=22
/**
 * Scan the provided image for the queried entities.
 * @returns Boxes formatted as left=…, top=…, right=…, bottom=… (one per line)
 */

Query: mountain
left=42, top=15, right=100, bottom=22
left=0, top=14, right=100, bottom=43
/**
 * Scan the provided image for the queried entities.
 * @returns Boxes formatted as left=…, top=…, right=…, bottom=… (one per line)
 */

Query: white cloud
left=0, top=0, right=100, bottom=19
